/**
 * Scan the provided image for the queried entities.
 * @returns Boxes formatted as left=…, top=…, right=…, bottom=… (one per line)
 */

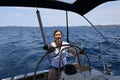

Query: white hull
left=2, top=68, right=120, bottom=80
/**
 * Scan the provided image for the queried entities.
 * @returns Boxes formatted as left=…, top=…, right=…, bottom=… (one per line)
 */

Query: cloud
left=15, top=13, right=24, bottom=17
left=0, top=1, right=119, bottom=26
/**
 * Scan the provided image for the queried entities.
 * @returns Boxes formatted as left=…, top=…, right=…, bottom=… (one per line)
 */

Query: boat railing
left=2, top=70, right=49, bottom=80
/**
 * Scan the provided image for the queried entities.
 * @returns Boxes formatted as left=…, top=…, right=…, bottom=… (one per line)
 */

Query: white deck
left=61, top=68, right=120, bottom=80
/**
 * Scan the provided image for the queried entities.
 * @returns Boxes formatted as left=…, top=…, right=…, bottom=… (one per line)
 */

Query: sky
left=0, top=0, right=120, bottom=27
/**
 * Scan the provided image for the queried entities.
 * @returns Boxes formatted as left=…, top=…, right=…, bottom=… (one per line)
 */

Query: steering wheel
left=60, top=44, right=91, bottom=72
left=34, top=44, right=91, bottom=80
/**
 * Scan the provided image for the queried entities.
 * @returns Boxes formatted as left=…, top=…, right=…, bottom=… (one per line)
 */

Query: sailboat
left=1, top=0, right=120, bottom=80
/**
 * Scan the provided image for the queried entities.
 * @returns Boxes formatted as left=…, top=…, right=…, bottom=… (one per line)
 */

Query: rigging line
left=66, top=10, right=69, bottom=43
left=82, top=15, right=109, bottom=42
left=98, top=38, right=120, bottom=58
left=98, top=43, right=107, bottom=71
left=102, top=38, right=120, bottom=55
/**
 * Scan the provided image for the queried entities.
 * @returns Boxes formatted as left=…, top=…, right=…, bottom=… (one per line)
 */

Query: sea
left=0, top=26, right=120, bottom=79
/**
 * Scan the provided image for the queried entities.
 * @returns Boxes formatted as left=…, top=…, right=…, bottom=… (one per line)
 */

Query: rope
left=102, top=38, right=120, bottom=55
left=82, top=15, right=109, bottom=42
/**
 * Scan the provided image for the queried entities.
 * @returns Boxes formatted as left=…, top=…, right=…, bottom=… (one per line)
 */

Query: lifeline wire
left=102, top=38, right=120, bottom=55
left=98, top=38, right=120, bottom=71
left=82, top=15, right=109, bottom=42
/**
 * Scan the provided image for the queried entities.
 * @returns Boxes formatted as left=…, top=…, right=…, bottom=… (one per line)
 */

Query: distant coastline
left=0, top=24, right=120, bottom=27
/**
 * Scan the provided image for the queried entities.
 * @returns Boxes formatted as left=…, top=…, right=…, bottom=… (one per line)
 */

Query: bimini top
left=0, top=0, right=116, bottom=15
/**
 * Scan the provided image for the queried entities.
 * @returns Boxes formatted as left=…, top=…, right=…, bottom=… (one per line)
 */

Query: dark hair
left=54, top=30, right=62, bottom=36
left=64, top=64, right=77, bottom=75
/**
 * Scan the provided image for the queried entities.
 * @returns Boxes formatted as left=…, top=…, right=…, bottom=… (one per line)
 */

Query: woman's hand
left=43, top=45, right=48, bottom=50
left=48, top=47, right=55, bottom=52
left=79, top=49, right=86, bottom=54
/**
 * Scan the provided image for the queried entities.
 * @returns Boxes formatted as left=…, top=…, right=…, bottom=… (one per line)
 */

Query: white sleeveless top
left=50, top=41, right=69, bottom=68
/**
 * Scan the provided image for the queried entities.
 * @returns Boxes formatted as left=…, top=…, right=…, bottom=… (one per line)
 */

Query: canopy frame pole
left=66, top=10, right=69, bottom=43
left=36, top=9, right=47, bottom=46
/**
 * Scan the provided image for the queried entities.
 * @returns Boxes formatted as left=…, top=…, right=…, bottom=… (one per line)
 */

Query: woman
left=47, top=30, right=83, bottom=80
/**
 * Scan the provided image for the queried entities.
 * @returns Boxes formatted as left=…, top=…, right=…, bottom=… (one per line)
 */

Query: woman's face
left=54, top=31, right=62, bottom=42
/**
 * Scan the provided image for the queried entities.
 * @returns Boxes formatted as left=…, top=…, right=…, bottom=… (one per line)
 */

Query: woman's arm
left=68, top=48, right=77, bottom=56
left=68, top=48, right=86, bottom=56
